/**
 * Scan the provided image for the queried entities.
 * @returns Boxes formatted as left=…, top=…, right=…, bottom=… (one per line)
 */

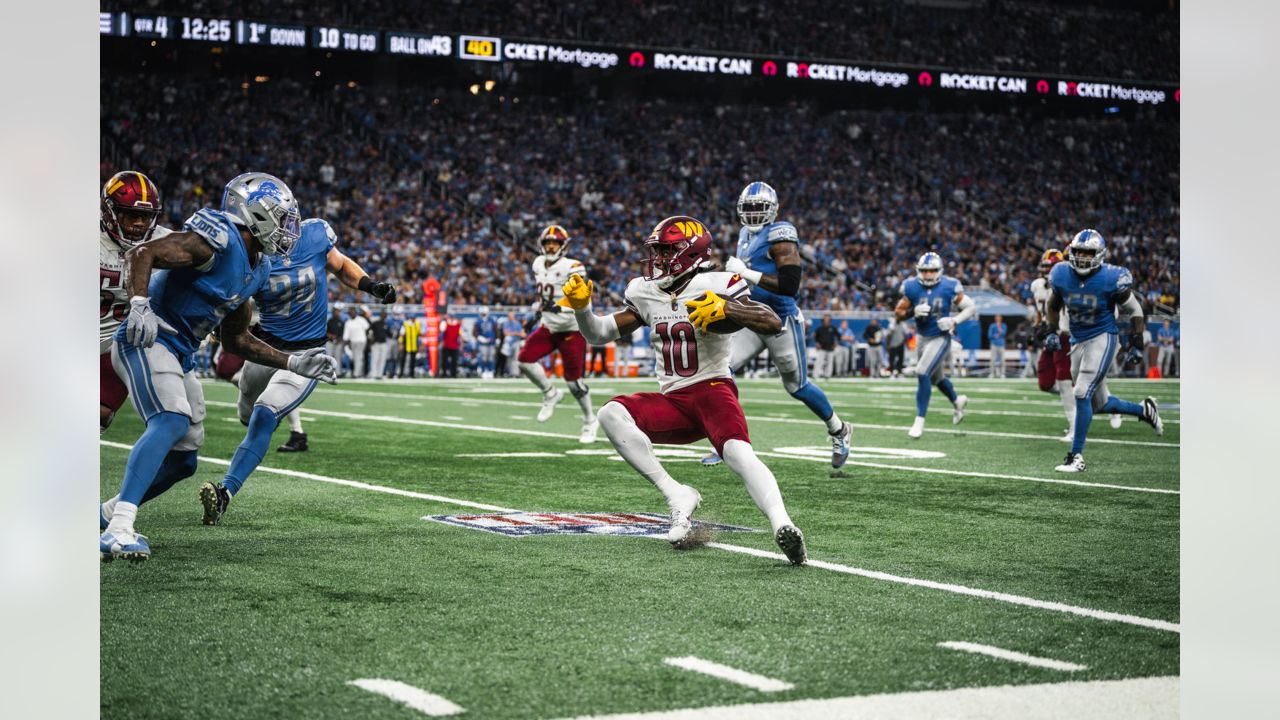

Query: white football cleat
left=100, top=527, right=151, bottom=563
left=907, top=416, right=925, bottom=439
left=665, top=485, right=702, bottom=543
left=536, top=387, right=564, bottom=422
left=1140, top=397, right=1163, bottom=436
left=1109, top=413, right=1123, bottom=429
left=1055, top=453, right=1086, bottom=473
left=952, top=395, right=968, bottom=425
left=579, top=418, right=599, bottom=443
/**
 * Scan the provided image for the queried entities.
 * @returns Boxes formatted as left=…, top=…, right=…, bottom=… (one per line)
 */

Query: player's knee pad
left=596, top=401, right=632, bottom=432
left=720, top=438, right=760, bottom=468
left=567, top=379, right=590, bottom=399
left=172, top=420, right=204, bottom=452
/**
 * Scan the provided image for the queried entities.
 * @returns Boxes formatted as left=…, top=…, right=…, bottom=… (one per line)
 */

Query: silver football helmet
left=737, top=181, right=778, bottom=231
left=916, top=252, right=944, bottom=287
left=221, top=172, right=301, bottom=256
left=1067, top=229, right=1107, bottom=275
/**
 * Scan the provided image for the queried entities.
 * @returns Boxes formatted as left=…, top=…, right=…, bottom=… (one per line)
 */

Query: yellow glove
left=685, top=290, right=727, bottom=331
left=561, top=273, right=594, bottom=310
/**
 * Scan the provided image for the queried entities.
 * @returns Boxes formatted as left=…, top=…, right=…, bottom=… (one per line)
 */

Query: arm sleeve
left=776, top=264, right=802, bottom=297
left=572, top=305, right=621, bottom=345
left=1117, top=292, right=1144, bottom=322
left=953, top=294, right=977, bottom=323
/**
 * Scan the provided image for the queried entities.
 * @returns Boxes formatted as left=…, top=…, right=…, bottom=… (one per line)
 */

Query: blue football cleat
left=100, top=529, right=151, bottom=563
left=829, top=422, right=852, bottom=469
left=700, top=451, right=723, bottom=467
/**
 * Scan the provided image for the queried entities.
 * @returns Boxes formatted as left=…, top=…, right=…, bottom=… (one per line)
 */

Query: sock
left=576, top=391, right=595, bottom=423
left=140, top=450, right=198, bottom=505
left=119, top=411, right=190, bottom=506
left=1057, top=379, right=1076, bottom=428
left=916, top=375, right=932, bottom=417
left=721, top=439, right=793, bottom=533
left=1100, top=396, right=1145, bottom=417
left=1071, top=396, right=1093, bottom=455
left=101, top=495, right=119, bottom=520
left=596, top=402, right=682, bottom=501
left=823, top=411, right=843, bottom=435
left=107, top=501, right=138, bottom=534
left=287, top=408, right=304, bottom=433
left=223, top=405, right=280, bottom=496
left=937, top=377, right=959, bottom=404
left=789, top=382, right=834, bottom=425
left=519, top=362, right=553, bottom=393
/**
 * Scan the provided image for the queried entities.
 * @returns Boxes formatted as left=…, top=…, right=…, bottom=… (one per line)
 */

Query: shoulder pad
left=949, top=277, right=965, bottom=295
left=302, top=217, right=337, bottom=249
left=900, top=278, right=915, bottom=297
left=766, top=222, right=798, bottom=243
left=1113, top=267, right=1134, bottom=292
left=183, top=208, right=234, bottom=252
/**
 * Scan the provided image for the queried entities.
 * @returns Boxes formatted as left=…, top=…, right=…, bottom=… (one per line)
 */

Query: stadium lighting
left=469, top=83, right=480, bottom=95
left=254, top=76, right=269, bottom=83
left=484, top=80, right=496, bottom=92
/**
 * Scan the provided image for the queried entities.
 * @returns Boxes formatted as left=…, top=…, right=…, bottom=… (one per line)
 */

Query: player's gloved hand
left=1122, top=333, right=1145, bottom=368
left=358, top=277, right=397, bottom=304
left=561, top=273, right=594, bottom=310
left=125, top=296, right=160, bottom=347
left=1043, top=332, right=1062, bottom=353
left=724, top=256, right=749, bottom=278
left=913, top=302, right=932, bottom=319
left=937, top=316, right=956, bottom=333
left=287, top=347, right=339, bottom=385
left=685, top=290, right=728, bottom=331
left=1031, top=322, right=1050, bottom=348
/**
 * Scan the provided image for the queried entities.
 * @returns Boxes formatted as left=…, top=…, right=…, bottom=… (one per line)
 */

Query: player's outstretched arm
left=124, top=231, right=216, bottom=298
left=725, top=297, right=782, bottom=334
left=726, top=241, right=802, bottom=296
left=562, top=273, right=641, bottom=343
left=326, top=248, right=396, bottom=303
left=894, top=296, right=913, bottom=322
left=219, top=302, right=338, bottom=383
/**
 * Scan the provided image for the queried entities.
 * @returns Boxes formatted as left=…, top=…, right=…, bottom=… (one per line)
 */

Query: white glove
left=724, top=256, right=749, bottom=276
left=913, top=302, right=932, bottom=319
left=125, top=296, right=159, bottom=348
left=937, top=316, right=956, bottom=332
left=287, top=347, right=339, bottom=385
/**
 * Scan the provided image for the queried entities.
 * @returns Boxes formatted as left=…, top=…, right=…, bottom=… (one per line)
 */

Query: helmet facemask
left=916, top=252, right=944, bottom=287
left=737, top=182, right=779, bottom=231
left=1067, top=230, right=1107, bottom=275
left=539, top=225, right=570, bottom=262
left=643, top=216, right=714, bottom=290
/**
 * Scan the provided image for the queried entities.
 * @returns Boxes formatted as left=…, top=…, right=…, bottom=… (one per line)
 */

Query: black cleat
left=276, top=431, right=308, bottom=453
left=774, top=525, right=808, bottom=565
left=1140, top=397, right=1164, bottom=436
left=199, top=482, right=231, bottom=526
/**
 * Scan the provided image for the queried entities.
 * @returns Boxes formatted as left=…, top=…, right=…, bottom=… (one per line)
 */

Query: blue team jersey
left=255, top=218, right=336, bottom=345
left=1048, top=262, right=1133, bottom=342
left=735, top=221, right=800, bottom=318
left=901, top=275, right=964, bottom=338
left=120, top=208, right=271, bottom=368
left=474, top=317, right=499, bottom=344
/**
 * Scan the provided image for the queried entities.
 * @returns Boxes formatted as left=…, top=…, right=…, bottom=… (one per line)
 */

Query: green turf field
left=100, top=376, right=1179, bottom=719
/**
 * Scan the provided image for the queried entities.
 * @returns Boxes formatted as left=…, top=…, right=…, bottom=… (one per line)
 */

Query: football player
left=561, top=215, right=808, bottom=565
left=1031, top=248, right=1076, bottom=440
left=99, top=173, right=338, bottom=562
left=894, top=252, right=976, bottom=438
left=100, top=171, right=170, bottom=432
left=198, top=182, right=396, bottom=525
left=1041, top=229, right=1163, bottom=472
left=703, top=182, right=852, bottom=470
left=517, top=224, right=597, bottom=442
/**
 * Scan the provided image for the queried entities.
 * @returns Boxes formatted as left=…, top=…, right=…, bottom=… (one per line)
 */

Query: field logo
left=423, top=511, right=758, bottom=537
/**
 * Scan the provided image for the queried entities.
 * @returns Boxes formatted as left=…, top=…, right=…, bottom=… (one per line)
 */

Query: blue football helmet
left=222, top=172, right=301, bottom=256
left=1067, top=229, right=1107, bottom=275
left=916, top=252, right=944, bottom=287
left=737, top=181, right=778, bottom=231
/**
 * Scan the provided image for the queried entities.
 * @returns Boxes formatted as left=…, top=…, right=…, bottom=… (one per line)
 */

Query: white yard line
left=937, top=641, right=1087, bottom=671
left=552, top=675, right=1178, bottom=720
left=708, top=542, right=1179, bottom=633
left=347, top=679, right=464, bottom=716
left=455, top=452, right=564, bottom=458
left=101, top=440, right=1179, bottom=634
left=663, top=657, right=794, bottom=692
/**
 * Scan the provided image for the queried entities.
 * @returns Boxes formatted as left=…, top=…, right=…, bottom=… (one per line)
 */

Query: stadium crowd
left=106, top=0, right=1177, bottom=81
left=102, top=72, right=1179, bottom=314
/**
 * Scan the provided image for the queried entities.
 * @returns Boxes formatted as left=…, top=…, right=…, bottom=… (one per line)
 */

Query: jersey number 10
left=655, top=321, right=699, bottom=377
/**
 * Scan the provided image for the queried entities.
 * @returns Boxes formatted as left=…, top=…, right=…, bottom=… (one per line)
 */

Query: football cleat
left=537, top=387, right=564, bottom=422
left=199, top=482, right=232, bottom=526
left=829, top=422, right=852, bottom=469
left=1140, top=397, right=1163, bottom=436
left=952, top=395, right=968, bottom=425
left=1109, top=414, right=1123, bottom=429
left=665, top=486, right=702, bottom=544
left=700, top=452, right=723, bottom=467
left=579, top=418, right=599, bottom=444
left=908, top=417, right=925, bottom=439
left=774, top=525, right=808, bottom=565
left=100, top=528, right=151, bottom=563
left=100, top=503, right=111, bottom=530
left=1055, top=453, right=1086, bottom=473
left=276, top=431, right=308, bottom=453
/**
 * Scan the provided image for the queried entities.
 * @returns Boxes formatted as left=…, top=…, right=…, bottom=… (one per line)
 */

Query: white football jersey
left=1030, top=276, right=1069, bottom=333
left=100, top=226, right=172, bottom=353
left=624, top=271, right=751, bottom=393
left=533, top=255, right=587, bottom=333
